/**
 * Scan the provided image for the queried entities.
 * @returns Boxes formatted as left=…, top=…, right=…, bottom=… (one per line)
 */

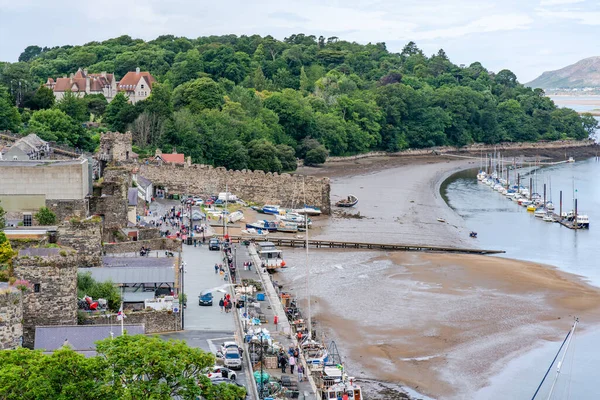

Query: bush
left=34, top=207, right=57, bottom=225
left=304, top=145, right=328, bottom=166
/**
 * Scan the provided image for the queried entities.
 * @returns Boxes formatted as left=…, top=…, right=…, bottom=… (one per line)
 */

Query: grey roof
left=35, top=324, right=145, bottom=356
left=19, top=248, right=61, bottom=257
left=0, top=159, right=85, bottom=167
left=102, top=256, right=175, bottom=268
left=122, top=291, right=156, bottom=302
left=80, top=266, right=175, bottom=284
left=13, top=134, right=48, bottom=154
left=128, top=188, right=138, bottom=206
left=136, top=175, right=152, bottom=189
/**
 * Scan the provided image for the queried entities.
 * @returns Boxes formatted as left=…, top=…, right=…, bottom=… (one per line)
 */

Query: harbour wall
left=138, top=164, right=331, bottom=214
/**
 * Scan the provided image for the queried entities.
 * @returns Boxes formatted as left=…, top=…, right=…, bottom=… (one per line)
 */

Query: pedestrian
left=223, top=299, right=229, bottom=312
left=219, top=298, right=224, bottom=313
left=297, top=364, right=304, bottom=382
left=248, top=261, right=252, bottom=271
left=280, top=353, right=288, bottom=373
left=278, top=349, right=284, bottom=368
left=289, top=355, right=296, bottom=374
left=244, top=261, right=248, bottom=271
left=214, top=264, right=219, bottom=274
left=220, top=269, right=224, bottom=279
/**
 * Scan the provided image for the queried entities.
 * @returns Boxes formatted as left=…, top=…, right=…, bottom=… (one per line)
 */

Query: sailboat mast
left=303, top=178, right=312, bottom=337
left=546, top=319, right=578, bottom=400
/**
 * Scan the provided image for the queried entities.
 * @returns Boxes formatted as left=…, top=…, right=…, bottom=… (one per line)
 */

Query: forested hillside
left=0, top=34, right=597, bottom=172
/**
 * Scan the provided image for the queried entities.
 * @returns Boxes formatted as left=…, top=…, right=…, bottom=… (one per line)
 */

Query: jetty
left=230, top=236, right=504, bottom=255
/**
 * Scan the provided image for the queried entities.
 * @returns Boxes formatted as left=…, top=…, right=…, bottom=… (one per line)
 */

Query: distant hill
left=527, top=56, right=600, bottom=89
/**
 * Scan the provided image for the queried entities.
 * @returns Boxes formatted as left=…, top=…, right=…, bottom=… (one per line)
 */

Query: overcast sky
left=1, top=0, right=599, bottom=82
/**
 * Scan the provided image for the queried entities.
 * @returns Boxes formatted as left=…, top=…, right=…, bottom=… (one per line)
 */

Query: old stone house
left=0, top=134, right=50, bottom=161
left=46, top=68, right=117, bottom=102
left=46, top=67, right=156, bottom=104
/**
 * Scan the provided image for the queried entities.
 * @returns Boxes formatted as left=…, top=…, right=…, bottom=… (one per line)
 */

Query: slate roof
left=19, top=248, right=61, bottom=257
left=35, top=325, right=145, bottom=356
left=102, top=256, right=175, bottom=268
left=128, top=188, right=138, bottom=206
left=82, top=264, right=175, bottom=284
left=136, top=175, right=152, bottom=189
left=11, top=134, right=48, bottom=155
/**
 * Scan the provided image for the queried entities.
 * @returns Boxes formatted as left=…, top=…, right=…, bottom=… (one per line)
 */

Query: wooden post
left=543, top=184, right=546, bottom=207
left=575, top=199, right=578, bottom=230
left=529, top=178, right=533, bottom=200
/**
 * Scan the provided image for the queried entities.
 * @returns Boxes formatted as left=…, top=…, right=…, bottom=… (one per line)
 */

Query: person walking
left=289, top=355, right=296, bottom=374
left=223, top=299, right=229, bottom=313
left=280, top=353, right=288, bottom=373
left=214, top=264, right=219, bottom=274
left=297, top=364, right=304, bottom=382
left=219, top=298, right=224, bottom=313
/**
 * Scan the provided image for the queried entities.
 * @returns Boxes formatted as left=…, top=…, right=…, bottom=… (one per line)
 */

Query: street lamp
left=259, top=334, right=264, bottom=399
left=243, top=282, right=248, bottom=334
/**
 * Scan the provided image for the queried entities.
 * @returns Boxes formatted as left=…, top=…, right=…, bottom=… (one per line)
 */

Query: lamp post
left=259, top=334, right=264, bottom=399
left=243, top=282, right=248, bottom=334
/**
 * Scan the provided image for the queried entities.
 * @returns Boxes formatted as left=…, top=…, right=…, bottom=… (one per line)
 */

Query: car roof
left=222, top=341, right=238, bottom=347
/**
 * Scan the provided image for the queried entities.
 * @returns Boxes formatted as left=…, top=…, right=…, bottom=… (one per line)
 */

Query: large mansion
left=45, top=67, right=156, bottom=104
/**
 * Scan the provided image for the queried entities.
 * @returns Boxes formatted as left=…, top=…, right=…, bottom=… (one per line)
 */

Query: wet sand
left=274, top=156, right=600, bottom=399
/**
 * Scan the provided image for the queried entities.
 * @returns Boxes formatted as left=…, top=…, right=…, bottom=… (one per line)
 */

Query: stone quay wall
left=0, top=289, right=23, bottom=350
left=13, top=254, right=79, bottom=348
left=85, top=309, right=180, bottom=333
left=138, top=164, right=332, bottom=214
left=103, top=238, right=182, bottom=255
left=138, top=227, right=162, bottom=241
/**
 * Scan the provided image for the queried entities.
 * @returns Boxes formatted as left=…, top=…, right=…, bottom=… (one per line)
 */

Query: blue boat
left=245, top=220, right=278, bottom=232
left=262, top=205, right=281, bottom=215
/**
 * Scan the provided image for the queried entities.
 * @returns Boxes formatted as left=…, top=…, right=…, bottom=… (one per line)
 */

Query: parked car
left=208, top=238, right=220, bottom=251
left=198, top=293, right=213, bottom=306
left=205, top=199, right=215, bottom=205
left=194, top=199, right=204, bottom=206
left=203, top=366, right=237, bottom=380
left=219, top=341, right=239, bottom=354
left=223, top=349, right=242, bottom=370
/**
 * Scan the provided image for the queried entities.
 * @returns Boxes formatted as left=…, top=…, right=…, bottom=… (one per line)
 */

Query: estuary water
left=443, top=158, right=600, bottom=399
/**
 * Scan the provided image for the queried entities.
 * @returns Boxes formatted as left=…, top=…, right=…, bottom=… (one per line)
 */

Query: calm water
left=444, top=158, right=600, bottom=399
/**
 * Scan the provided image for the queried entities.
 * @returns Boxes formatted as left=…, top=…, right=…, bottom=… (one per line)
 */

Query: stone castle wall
left=97, top=131, right=133, bottom=162
left=85, top=309, right=180, bottom=333
left=0, top=289, right=23, bottom=350
left=138, top=164, right=331, bottom=214
left=103, top=238, right=182, bottom=255
left=57, top=219, right=103, bottom=264
left=45, top=199, right=88, bottom=223
left=13, top=254, right=79, bottom=348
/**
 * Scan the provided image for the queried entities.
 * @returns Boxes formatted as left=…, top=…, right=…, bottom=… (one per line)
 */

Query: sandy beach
left=275, top=155, right=600, bottom=399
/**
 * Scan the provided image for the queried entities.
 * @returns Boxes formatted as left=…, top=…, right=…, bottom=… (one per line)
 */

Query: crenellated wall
left=138, top=164, right=331, bottom=214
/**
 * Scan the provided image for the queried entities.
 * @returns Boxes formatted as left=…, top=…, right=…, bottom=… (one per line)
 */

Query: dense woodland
left=0, top=34, right=597, bottom=172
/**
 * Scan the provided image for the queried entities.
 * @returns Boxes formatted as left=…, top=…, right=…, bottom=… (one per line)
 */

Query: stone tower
left=13, top=249, right=79, bottom=348
left=97, top=131, right=133, bottom=163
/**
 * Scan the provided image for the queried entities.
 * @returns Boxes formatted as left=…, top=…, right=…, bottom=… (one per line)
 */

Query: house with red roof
left=154, top=149, right=185, bottom=165
left=46, top=68, right=117, bottom=102
left=117, top=67, right=157, bottom=104
left=46, top=67, right=156, bottom=104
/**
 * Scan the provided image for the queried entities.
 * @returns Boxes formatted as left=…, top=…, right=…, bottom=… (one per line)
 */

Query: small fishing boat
left=336, top=194, right=358, bottom=208
left=276, top=221, right=299, bottom=233
left=228, top=210, right=244, bottom=223
left=241, top=228, right=268, bottom=236
left=576, top=215, right=590, bottom=229
left=527, top=204, right=536, bottom=212
left=469, top=231, right=478, bottom=238
left=275, top=212, right=311, bottom=226
left=250, top=205, right=265, bottom=214
left=543, top=214, right=554, bottom=222
left=262, top=205, right=280, bottom=215
left=567, top=157, right=575, bottom=163
left=293, top=205, right=322, bottom=216
left=534, top=209, right=547, bottom=218
left=437, top=218, right=446, bottom=223
left=245, top=220, right=278, bottom=232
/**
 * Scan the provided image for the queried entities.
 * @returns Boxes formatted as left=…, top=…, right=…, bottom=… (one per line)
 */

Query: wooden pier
left=229, top=235, right=505, bottom=255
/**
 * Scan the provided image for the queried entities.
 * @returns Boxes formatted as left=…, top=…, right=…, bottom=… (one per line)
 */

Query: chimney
left=155, top=148, right=162, bottom=156
left=83, top=68, right=88, bottom=76
left=101, top=71, right=106, bottom=77
left=172, top=147, right=177, bottom=154
left=136, top=67, right=140, bottom=73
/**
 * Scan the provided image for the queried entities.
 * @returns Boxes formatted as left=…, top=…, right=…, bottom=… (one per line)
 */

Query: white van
left=218, top=192, right=238, bottom=202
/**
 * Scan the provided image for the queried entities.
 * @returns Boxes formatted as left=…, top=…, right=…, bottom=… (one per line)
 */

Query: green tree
left=27, top=109, right=92, bottom=150
left=56, top=91, right=88, bottom=122
left=275, top=144, right=297, bottom=171
left=30, top=85, right=55, bottom=110
left=304, top=146, right=328, bottom=165
left=172, top=77, right=225, bottom=112
left=34, top=207, right=57, bottom=225
left=0, top=232, right=14, bottom=267
left=104, top=92, right=137, bottom=132
left=247, top=139, right=282, bottom=173
left=0, top=200, right=5, bottom=229
left=18, top=45, right=43, bottom=62
left=0, top=85, right=21, bottom=132
left=84, top=94, right=108, bottom=118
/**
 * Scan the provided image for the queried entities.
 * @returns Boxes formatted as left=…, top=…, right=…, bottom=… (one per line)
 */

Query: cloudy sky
left=1, top=0, right=599, bottom=82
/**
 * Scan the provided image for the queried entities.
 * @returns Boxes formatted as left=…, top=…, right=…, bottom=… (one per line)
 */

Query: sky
left=1, top=0, right=600, bottom=82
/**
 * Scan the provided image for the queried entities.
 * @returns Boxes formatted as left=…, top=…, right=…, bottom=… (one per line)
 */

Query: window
left=141, top=84, right=144, bottom=89
left=23, top=214, right=32, bottom=226
left=34, top=284, right=40, bottom=293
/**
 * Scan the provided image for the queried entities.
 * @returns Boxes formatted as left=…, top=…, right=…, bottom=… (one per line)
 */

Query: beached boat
left=228, top=210, right=244, bottom=223
left=262, top=205, right=280, bottom=215
left=256, top=241, right=286, bottom=269
left=275, top=212, right=311, bottom=226
left=276, top=221, right=298, bottom=233
left=293, top=206, right=322, bottom=216
left=437, top=217, right=446, bottom=223
left=245, top=220, right=278, bottom=232
left=241, top=228, right=268, bottom=236
left=336, top=194, right=358, bottom=208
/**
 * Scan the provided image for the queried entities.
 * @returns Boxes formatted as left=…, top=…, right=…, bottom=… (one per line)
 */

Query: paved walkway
left=233, top=243, right=318, bottom=400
